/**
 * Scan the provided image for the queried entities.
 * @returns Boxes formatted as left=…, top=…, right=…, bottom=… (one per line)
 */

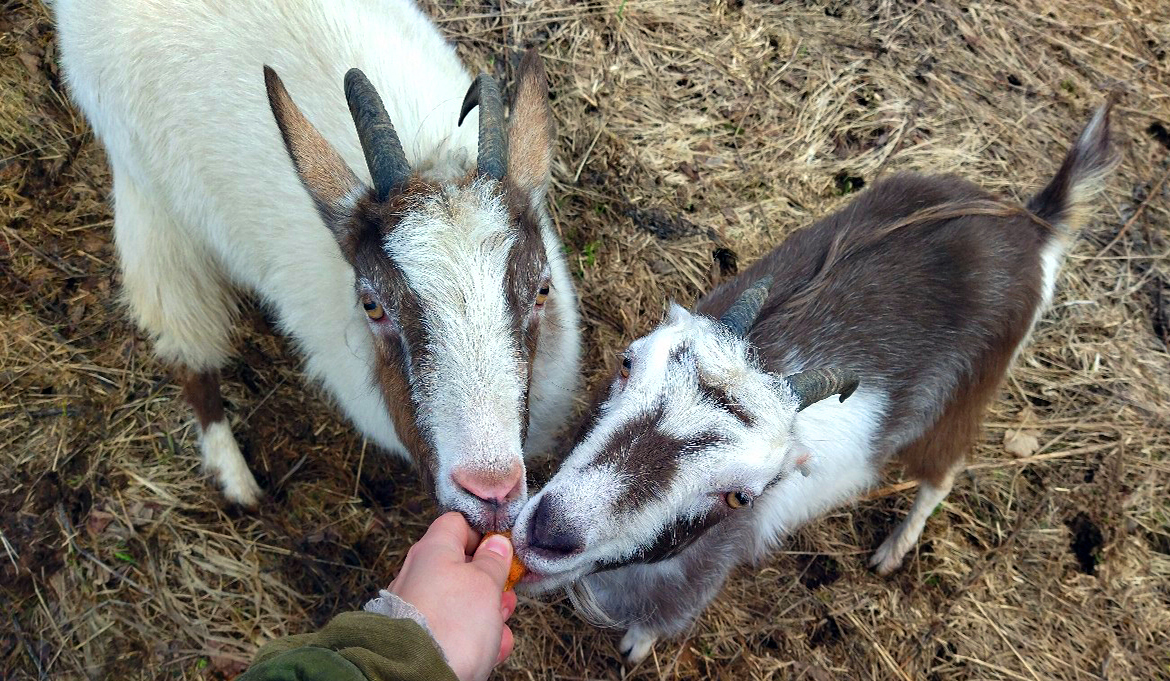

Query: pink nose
left=452, top=463, right=525, bottom=504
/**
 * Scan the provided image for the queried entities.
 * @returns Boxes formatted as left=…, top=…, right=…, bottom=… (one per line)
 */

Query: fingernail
left=483, top=535, right=511, bottom=558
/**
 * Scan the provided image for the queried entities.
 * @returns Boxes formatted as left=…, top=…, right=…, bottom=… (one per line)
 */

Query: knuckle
left=404, top=542, right=426, bottom=563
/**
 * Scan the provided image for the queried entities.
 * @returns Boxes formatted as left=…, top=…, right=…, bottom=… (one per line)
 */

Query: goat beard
left=566, top=575, right=621, bottom=629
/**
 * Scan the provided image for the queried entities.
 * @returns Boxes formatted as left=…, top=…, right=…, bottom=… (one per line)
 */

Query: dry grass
left=3, top=0, right=1170, bottom=679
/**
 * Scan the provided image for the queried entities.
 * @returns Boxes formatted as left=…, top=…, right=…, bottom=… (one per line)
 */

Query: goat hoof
left=620, top=627, right=657, bottom=665
left=868, top=536, right=909, bottom=576
left=222, top=473, right=263, bottom=508
left=201, top=421, right=263, bottom=507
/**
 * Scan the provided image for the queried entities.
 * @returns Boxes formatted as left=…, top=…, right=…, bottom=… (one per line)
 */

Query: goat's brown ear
left=265, top=66, right=366, bottom=225
left=506, top=49, right=554, bottom=200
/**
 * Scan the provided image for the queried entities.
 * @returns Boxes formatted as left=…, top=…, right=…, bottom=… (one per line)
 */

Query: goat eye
left=725, top=491, right=752, bottom=509
left=361, top=294, right=385, bottom=321
left=620, top=355, right=631, bottom=379
left=535, top=284, right=550, bottom=307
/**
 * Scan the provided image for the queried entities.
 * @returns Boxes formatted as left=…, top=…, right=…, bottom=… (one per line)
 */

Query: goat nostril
left=503, top=466, right=524, bottom=502
left=452, top=463, right=525, bottom=505
left=527, top=495, right=583, bottom=556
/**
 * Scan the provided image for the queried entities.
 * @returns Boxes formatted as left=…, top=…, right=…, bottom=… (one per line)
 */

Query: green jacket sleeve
left=237, top=611, right=458, bottom=681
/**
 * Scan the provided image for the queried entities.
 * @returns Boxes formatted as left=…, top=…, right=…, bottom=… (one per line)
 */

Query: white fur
left=389, top=180, right=525, bottom=503
left=1013, top=234, right=1068, bottom=366
left=869, top=467, right=956, bottom=575
left=200, top=420, right=261, bottom=507
left=749, top=388, right=887, bottom=556
left=55, top=0, right=580, bottom=513
left=620, top=627, right=657, bottom=666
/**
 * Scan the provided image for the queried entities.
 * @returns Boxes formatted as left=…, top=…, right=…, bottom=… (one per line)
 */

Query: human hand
left=389, top=512, right=518, bottom=681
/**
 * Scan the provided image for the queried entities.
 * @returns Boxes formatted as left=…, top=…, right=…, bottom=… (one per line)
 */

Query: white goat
left=511, top=103, right=1115, bottom=662
left=54, top=0, right=580, bottom=530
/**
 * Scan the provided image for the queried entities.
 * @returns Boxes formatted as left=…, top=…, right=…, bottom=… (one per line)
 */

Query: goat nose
left=451, top=463, right=524, bottom=505
left=527, top=494, right=583, bottom=556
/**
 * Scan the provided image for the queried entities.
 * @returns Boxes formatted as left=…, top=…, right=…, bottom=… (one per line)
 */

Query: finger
left=500, top=590, right=518, bottom=620
left=496, top=624, right=514, bottom=665
left=422, top=511, right=481, bottom=558
left=471, top=533, right=513, bottom=587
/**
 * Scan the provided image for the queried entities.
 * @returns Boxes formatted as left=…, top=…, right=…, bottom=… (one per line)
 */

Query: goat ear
left=791, top=442, right=813, bottom=477
left=265, top=66, right=367, bottom=226
left=665, top=302, right=691, bottom=324
left=507, top=49, right=554, bottom=200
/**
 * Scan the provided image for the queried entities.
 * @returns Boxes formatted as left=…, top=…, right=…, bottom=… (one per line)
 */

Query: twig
left=971, top=599, right=1043, bottom=681
left=0, top=528, right=20, bottom=572
left=861, top=444, right=1113, bottom=501
left=353, top=438, right=368, bottom=499
left=573, top=119, right=607, bottom=183
left=1094, top=159, right=1170, bottom=259
left=242, top=374, right=290, bottom=424
left=903, top=490, right=1051, bottom=672
left=0, top=224, right=85, bottom=277
left=55, top=504, right=153, bottom=597
left=8, top=612, right=47, bottom=681
left=843, top=610, right=914, bottom=681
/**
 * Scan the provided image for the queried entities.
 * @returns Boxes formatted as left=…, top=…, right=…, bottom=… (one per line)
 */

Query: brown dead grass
left=3, top=0, right=1170, bottom=679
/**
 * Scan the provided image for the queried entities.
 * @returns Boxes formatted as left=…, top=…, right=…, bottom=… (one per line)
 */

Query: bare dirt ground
left=2, top=1, right=1169, bottom=679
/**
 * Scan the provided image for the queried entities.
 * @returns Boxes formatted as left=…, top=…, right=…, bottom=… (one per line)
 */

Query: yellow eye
left=725, top=491, right=752, bottom=509
left=620, top=355, right=631, bottom=379
left=535, top=284, right=550, bottom=307
left=361, top=294, right=384, bottom=321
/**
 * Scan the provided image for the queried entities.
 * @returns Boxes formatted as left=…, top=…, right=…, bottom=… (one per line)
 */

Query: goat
left=510, top=103, right=1115, bottom=662
left=54, top=0, right=580, bottom=530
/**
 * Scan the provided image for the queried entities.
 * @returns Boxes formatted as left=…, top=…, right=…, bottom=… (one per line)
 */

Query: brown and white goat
left=54, top=0, right=580, bottom=530
left=510, top=103, right=1115, bottom=661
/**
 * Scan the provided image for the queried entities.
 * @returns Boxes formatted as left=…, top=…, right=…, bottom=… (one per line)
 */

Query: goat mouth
left=513, top=564, right=582, bottom=595
left=436, top=500, right=521, bottom=535
left=514, top=545, right=589, bottom=582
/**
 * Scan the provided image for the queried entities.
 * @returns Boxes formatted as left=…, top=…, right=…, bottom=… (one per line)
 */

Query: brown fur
left=348, top=193, right=439, bottom=474
left=696, top=174, right=1050, bottom=485
left=264, top=67, right=362, bottom=229
left=894, top=351, right=1014, bottom=486
left=505, top=181, right=553, bottom=443
left=180, top=369, right=225, bottom=429
left=507, top=49, right=555, bottom=195
left=590, top=403, right=727, bottom=512
left=696, top=378, right=754, bottom=426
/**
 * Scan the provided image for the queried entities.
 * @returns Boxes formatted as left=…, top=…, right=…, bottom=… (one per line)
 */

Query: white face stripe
left=385, top=178, right=529, bottom=486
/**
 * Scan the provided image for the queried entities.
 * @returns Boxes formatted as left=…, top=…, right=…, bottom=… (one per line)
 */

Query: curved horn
left=344, top=68, right=411, bottom=200
left=718, top=275, right=773, bottom=338
left=458, top=74, right=506, bottom=180
left=784, top=368, right=860, bottom=411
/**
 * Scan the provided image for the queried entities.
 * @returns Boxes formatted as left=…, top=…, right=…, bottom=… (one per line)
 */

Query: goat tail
left=1027, top=98, right=1119, bottom=232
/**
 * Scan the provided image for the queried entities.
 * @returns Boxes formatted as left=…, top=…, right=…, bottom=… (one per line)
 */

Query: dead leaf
left=85, top=509, right=115, bottom=537
left=68, top=302, right=86, bottom=326
left=677, top=161, right=701, bottom=183
left=18, top=52, right=41, bottom=78
left=1003, top=428, right=1041, bottom=457
left=208, top=653, right=248, bottom=678
left=206, top=641, right=250, bottom=678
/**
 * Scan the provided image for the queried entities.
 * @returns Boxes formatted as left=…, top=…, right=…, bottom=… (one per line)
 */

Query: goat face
left=266, top=51, right=560, bottom=531
left=511, top=299, right=847, bottom=591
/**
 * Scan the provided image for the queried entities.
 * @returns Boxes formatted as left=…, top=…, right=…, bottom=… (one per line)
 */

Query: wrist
left=362, top=589, right=448, bottom=664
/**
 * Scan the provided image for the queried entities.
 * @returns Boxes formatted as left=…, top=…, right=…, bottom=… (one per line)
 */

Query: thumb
left=471, top=534, right=513, bottom=588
